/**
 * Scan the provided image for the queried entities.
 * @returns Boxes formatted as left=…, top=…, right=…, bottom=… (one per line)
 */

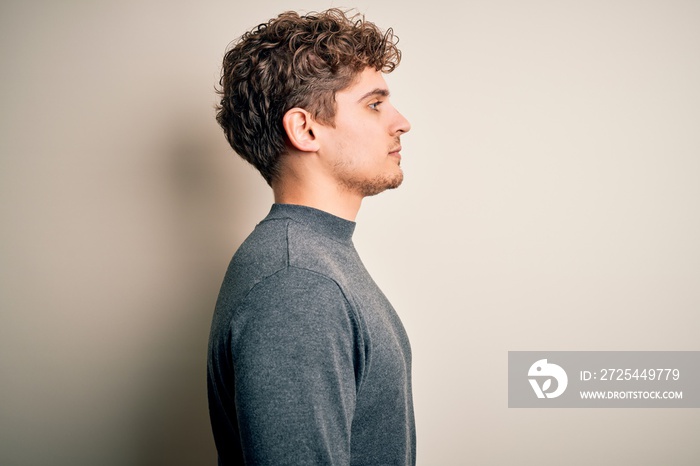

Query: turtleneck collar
left=265, top=203, right=356, bottom=244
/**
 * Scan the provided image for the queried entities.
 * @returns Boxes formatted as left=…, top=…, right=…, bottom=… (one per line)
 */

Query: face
left=314, top=67, right=411, bottom=197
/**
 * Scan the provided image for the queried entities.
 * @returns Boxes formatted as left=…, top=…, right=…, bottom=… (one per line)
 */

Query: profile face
left=315, top=67, right=411, bottom=197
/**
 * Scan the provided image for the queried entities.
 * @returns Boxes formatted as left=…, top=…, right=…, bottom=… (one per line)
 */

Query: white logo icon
left=528, top=359, right=568, bottom=399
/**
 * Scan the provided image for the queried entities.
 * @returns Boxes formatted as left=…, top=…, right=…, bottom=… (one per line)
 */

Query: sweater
left=207, top=203, right=415, bottom=465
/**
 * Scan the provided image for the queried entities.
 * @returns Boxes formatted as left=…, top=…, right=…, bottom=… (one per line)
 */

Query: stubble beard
left=336, top=164, right=404, bottom=197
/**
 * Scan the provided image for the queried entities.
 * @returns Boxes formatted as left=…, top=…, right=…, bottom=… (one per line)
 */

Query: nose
left=391, top=107, right=411, bottom=135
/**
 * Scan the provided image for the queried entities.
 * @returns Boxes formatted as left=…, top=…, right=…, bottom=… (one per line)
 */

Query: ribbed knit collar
left=266, top=203, right=356, bottom=244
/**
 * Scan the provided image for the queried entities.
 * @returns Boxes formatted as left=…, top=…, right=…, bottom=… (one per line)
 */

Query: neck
left=272, top=177, right=362, bottom=222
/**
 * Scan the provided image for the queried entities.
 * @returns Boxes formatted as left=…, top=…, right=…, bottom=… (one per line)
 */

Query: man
left=208, top=9, right=414, bottom=465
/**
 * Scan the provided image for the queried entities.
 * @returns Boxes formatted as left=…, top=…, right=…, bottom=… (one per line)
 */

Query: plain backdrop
left=1, top=1, right=698, bottom=465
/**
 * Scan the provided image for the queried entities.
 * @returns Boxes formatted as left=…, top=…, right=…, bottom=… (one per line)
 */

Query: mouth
left=389, top=146, right=402, bottom=158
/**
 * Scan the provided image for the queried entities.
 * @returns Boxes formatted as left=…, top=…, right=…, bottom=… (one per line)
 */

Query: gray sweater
left=208, top=204, right=415, bottom=465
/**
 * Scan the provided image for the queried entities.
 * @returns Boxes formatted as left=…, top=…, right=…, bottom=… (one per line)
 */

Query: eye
left=368, top=101, right=383, bottom=111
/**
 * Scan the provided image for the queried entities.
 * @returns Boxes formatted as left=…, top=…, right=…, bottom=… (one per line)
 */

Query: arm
left=230, top=267, right=362, bottom=465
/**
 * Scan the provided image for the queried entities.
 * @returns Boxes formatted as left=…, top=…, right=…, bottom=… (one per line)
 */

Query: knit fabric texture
left=208, top=204, right=415, bottom=465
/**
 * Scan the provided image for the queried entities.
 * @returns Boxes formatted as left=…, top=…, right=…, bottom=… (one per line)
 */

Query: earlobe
left=282, top=108, right=320, bottom=153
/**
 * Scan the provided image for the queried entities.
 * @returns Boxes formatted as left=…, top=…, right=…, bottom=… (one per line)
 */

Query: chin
left=358, top=171, right=404, bottom=197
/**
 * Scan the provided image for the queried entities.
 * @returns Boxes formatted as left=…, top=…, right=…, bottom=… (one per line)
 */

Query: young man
left=208, top=9, right=414, bottom=465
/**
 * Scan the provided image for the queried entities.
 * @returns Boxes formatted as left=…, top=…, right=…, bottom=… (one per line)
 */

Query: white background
left=2, top=0, right=698, bottom=464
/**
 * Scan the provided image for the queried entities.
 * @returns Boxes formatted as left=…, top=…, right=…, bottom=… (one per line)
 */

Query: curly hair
left=215, top=9, right=401, bottom=185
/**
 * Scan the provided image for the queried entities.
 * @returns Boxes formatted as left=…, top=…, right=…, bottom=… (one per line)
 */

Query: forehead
left=336, top=68, right=389, bottom=101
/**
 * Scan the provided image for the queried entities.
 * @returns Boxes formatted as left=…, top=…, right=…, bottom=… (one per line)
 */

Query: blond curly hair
left=216, top=9, right=401, bottom=184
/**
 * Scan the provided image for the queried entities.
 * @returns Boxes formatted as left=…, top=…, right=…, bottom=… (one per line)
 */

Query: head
left=216, top=9, right=401, bottom=185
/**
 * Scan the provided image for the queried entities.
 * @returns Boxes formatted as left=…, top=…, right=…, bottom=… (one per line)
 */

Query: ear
left=282, top=107, right=319, bottom=152
left=282, top=108, right=320, bottom=153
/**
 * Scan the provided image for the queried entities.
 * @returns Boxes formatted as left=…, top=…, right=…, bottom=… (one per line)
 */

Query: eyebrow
left=357, top=88, right=390, bottom=103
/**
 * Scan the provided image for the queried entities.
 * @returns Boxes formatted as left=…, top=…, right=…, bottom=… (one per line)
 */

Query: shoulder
left=239, top=266, right=351, bottom=324
left=232, top=217, right=291, bottom=267
left=231, top=266, right=365, bottom=361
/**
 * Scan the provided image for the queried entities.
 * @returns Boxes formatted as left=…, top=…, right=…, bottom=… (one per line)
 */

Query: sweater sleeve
left=230, top=266, right=361, bottom=465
